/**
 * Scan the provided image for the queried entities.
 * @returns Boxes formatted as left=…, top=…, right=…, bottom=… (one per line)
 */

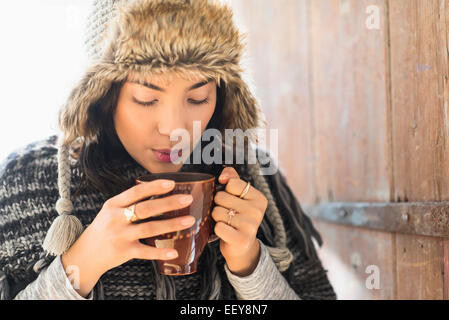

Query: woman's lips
left=152, top=148, right=183, bottom=163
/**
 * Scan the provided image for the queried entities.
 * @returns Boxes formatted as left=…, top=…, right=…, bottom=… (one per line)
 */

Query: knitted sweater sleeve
left=12, top=255, right=93, bottom=300
left=224, top=239, right=300, bottom=299
left=0, top=137, right=95, bottom=300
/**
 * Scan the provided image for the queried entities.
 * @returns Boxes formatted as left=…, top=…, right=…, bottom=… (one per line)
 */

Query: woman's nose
left=157, top=106, right=186, bottom=136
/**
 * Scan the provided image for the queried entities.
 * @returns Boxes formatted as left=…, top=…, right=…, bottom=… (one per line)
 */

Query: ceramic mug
left=135, top=172, right=224, bottom=275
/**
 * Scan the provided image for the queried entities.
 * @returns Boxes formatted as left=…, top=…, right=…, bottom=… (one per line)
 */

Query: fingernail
left=166, top=251, right=178, bottom=258
left=181, top=216, right=195, bottom=226
left=162, top=180, right=174, bottom=188
left=179, top=195, right=193, bottom=204
left=220, top=174, right=228, bottom=180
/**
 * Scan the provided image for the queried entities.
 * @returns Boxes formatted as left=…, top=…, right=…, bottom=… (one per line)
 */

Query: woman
left=0, top=0, right=336, bottom=300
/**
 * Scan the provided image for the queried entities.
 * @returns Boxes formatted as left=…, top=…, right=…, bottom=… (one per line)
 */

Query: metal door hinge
left=303, top=201, right=449, bottom=237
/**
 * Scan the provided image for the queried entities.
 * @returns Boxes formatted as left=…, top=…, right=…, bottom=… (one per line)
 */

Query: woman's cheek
left=184, top=105, right=213, bottom=150
left=202, top=101, right=217, bottom=125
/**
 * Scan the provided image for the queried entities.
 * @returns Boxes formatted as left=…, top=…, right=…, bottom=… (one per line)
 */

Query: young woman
left=0, top=0, right=336, bottom=300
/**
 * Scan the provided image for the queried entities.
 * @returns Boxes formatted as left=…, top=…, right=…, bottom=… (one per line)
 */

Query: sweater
left=0, top=135, right=336, bottom=300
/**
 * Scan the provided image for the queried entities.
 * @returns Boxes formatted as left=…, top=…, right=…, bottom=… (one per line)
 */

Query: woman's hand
left=212, top=166, right=268, bottom=277
left=61, top=179, right=196, bottom=297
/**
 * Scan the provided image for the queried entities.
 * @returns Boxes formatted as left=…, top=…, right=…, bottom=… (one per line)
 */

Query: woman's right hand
left=61, top=179, right=195, bottom=297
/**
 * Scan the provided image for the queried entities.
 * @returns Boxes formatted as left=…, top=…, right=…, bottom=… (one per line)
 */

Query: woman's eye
left=133, top=97, right=156, bottom=106
left=189, top=98, right=209, bottom=105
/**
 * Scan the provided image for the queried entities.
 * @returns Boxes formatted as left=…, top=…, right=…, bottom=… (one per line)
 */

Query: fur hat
left=43, top=0, right=293, bottom=271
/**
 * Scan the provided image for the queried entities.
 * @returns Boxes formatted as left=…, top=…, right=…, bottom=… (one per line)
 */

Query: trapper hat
left=43, top=0, right=293, bottom=271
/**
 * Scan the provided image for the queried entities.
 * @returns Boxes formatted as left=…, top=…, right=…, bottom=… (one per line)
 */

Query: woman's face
left=114, top=73, right=217, bottom=173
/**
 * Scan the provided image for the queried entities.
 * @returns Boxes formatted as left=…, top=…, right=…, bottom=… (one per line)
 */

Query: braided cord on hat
left=246, top=160, right=294, bottom=272
left=42, top=136, right=83, bottom=256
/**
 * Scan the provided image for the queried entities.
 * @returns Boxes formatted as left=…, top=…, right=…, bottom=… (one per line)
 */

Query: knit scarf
left=0, top=135, right=336, bottom=299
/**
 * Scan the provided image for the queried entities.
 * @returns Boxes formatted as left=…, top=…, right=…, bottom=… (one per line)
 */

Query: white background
left=0, top=1, right=92, bottom=162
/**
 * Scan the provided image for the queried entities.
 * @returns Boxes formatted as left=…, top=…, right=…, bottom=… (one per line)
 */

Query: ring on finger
left=124, top=203, right=138, bottom=223
left=227, top=208, right=238, bottom=227
left=239, top=181, right=251, bottom=199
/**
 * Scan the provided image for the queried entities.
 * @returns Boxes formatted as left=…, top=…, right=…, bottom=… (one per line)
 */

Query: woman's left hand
left=212, top=166, right=268, bottom=277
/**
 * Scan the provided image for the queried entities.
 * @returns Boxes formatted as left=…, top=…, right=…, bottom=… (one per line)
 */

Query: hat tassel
left=42, top=209, right=83, bottom=256
left=42, top=138, right=84, bottom=256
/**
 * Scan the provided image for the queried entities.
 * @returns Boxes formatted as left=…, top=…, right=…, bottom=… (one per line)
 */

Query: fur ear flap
left=57, top=62, right=128, bottom=147
left=221, top=75, right=267, bottom=145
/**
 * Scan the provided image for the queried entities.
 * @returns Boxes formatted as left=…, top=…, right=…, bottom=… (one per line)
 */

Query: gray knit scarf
left=45, top=137, right=295, bottom=300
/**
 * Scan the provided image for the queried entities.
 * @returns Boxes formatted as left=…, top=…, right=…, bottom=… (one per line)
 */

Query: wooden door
left=229, top=0, right=449, bottom=299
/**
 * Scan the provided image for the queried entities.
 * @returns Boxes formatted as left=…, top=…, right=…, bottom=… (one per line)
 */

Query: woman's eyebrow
left=130, top=79, right=211, bottom=92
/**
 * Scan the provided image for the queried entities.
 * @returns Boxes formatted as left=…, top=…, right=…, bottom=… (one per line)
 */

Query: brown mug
left=135, top=172, right=224, bottom=275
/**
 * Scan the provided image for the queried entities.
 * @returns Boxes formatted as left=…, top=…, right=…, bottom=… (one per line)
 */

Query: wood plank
left=310, top=0, right=391, bottom=202
left=395, top=234, right=444, bottom=299
left=312, top=219, right=395, bottom=299
left=389, top=0, right=449, bottom=202
left=228, top=0, right=316, bottom=204
left=444, top=238, right=449, bottom=299
left=389, top=0, right=449, bottom=300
